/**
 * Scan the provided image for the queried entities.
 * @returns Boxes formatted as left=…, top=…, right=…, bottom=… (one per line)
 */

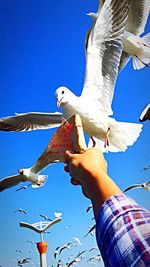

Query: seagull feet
left=104, top=127, right=110, bottom=148
left=90, top=136, right=96, bottom=147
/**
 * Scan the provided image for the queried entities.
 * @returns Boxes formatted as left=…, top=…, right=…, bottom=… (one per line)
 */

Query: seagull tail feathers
left=107, top=121, right=143, bottom=152
left=32, top=175, right=48, bottom=188
left=132, top=33, right=150, bottom=70
left=88, top=122, right=143, bottom=153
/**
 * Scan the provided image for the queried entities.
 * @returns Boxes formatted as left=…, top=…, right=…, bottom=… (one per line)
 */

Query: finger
left=65, top=150, right=77, bottom=162
left=70, top=177, right=81, bottom=186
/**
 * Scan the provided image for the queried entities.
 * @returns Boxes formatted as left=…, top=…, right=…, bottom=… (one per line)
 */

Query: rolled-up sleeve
left=96, top=194, right=150, bottom=267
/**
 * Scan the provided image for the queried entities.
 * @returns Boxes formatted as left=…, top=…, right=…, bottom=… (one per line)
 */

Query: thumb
left=65, top=150, right=75, bottom=162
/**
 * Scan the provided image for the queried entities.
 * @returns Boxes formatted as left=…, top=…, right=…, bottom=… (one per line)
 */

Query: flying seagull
left=14, top=208, right=27, bottom=215
left=54, top=212, right=63, bottom=218
left=123, top=179, right=150, bottom=192
left=87, top=0, right=150, bottom=70
left=54, top=246, right=60, bottom=259
left=139, top=103, right=150, bottom=122
left=0, top=170, right=47, bottom=192
left=86, top=204, right=93, bottom=213
left=140, top=165, right=150, bottom=172
left=39, top=214, right=52, bottom=221
left=59, top=242, right=73, bottom=254
left=0, top=0, right=142, bottom=153
left=84, top=224, right=96, bottom=237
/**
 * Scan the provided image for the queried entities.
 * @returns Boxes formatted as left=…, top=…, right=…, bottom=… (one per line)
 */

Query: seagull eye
left=62, top=90, right=64, bottom=94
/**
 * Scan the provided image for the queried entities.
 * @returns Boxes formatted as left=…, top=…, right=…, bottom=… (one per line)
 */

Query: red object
left=37, top=241, right=48, bottom=254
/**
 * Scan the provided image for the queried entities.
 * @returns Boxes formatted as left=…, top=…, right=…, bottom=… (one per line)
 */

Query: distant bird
left=26, top=240, right=36, bottom=245
left=18, top=257, right=31, bottom=266
left=15, top=249, right=22, bottom=253
left=76, top=250, right=86, bottom=258
left=54, top=212, right=63, bottom=218
left=140, top=165, right=150, bottom=172
left=14, top=208, right=27, bottom=215
left=66, top=256, right=81, bottom=267
left=73, top=237, right=82, bottom=246
left=54, top=246, right=60, bottom=259
left=86, top=204, right=93, bottom=213
left=0, top=0, right=142, bottom=153
left=84, top=224, right=96, bottom=237
left=59, top=242, right=73, bottom=254
left=39, top=214, right=52, bottom=221
left=57, top=259, right=63, bottom=267
left=16, top=184, right=32, bottom=191
left=123, top=179, right=150, bottom=192
left=88, top=0, right=150, bottom=70
left=89, top=247, right=98, bottom=252
left=87, top=254, right=101, bottom=263
left=139, top=103, right=150, bottom=122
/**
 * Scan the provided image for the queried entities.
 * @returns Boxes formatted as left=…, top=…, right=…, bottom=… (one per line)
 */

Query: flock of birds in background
left=0, top=0, right=150, bottom=266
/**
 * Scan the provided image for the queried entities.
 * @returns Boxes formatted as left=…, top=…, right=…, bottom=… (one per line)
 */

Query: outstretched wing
left=0, top=174, right=27, bottom=192
left=0, top=112, right=63, bottom=132
left=82, top=0, right=130, bottom=115
left=125, top=0, right=150, bottom=36
left=139, top=103, right=150, bottom=122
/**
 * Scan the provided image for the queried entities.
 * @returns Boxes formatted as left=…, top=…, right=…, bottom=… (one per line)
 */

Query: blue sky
left=0, top=0, right=150, bottom=266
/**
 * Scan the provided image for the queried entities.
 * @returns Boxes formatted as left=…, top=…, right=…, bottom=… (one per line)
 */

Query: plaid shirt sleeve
left=96, top=194, right=150, bottom=267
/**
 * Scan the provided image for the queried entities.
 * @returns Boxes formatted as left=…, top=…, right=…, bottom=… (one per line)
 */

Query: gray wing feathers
left=0, top=174, right=27, bottom=192
left=126, top=0, right=150, bottom=35
left=0, top=112, right=63, bottom=132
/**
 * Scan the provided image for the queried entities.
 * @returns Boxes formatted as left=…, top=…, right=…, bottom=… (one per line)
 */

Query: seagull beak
left=18, top=169, right=24, bottom=175
left=57, top=97, right=63, bottom=108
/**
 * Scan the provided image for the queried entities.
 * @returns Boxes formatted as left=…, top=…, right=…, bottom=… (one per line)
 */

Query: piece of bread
left=36, top=114, right=87, bottom=165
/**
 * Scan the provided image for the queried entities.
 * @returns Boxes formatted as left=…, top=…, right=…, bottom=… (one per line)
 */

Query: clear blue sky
left=0, top=1, right=150, bottom=266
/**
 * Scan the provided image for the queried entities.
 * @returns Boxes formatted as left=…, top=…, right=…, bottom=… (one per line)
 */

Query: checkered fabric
left=96, top=194, right=150, bottom=266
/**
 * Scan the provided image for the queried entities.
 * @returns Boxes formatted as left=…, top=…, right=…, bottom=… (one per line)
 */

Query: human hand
left=64, top=148, right=107, bottom=199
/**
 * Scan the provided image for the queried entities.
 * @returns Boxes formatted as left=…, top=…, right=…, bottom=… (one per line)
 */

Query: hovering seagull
left=123, top=179, right=150, bottom=192
left=73, top=237, right=82, bottom=246
left=14, top=208, right=27, bottom=215
left=39, top=214, right=52, bottom=221
left=0, top=0, right=142, bottom=153
left=84, top=224, right=96, bottom=237
left=140, top=165, right=150, bottom=172
left=54, top=212, right=63, bottom=218
left=66, top=256, right=81, bottom=267
left=86, top=204, right=93, bottom=213
left=87, top=254, right=101, bottom=263
left=0, top=169, right=47, bottom=192
left=26, top=240, right=36, bottom=245
left=18, top=257, right=31, bottom=265
left=88, top=0, right=150, bottom=70
left=59, top=242, right=73, bottom=254
left=54, top=246, right=60, bottom=259
left=16, top=184, right=32, bottom=191
left=89, top=247, right=98, bottom=252
left=139, top=103, right=150, bottom=122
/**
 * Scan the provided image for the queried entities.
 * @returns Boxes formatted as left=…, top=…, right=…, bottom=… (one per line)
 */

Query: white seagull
left=0, top=0, right=142, bottom=153
left=87, top=0, right=150, bottom=70
left=123, top=179, right=150, bottom=192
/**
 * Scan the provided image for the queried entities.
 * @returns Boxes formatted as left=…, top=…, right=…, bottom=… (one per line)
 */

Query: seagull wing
left=123, top=184, right=143, bottom=192
left=0, top=174, right=27, bottom=192
left=81, top=0, right=130, bottom=115
left=0, top=112, right=63, bottom=132
left=139, top=103, right=150, bottom=122
left=125, top=0, right=150, bottom=36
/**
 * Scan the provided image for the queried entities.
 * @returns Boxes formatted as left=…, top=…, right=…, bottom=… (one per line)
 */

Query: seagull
left=123, top=179, right=150, bottom=192
left=140, top=165, right=150, bottom=172
left=59, top=242, right=73, bottom=254
left=54, top=246, right=60, bottom=259
left=0, top=0, right=142, bottom=153
left=73, top=237, right=82, bottom=246
left=0, top=169, right=47, bottom=192
left=54, top=212, right=63, bottom=218
left=139, top=103, right=150, bottom=122
left=15, top=249, right=22, bottom=253
left=18, top=257, right=31, bottom=266
left=84, top=224, right=96, bottom=237
left=39, top=214, right=52, bottom=221
left=86, top=204, right=93, bottom=213
left=87, top=0, right=150, bottom=70
left=14, top=208, right=27, bottom=215
left=16, top=184, right=32, bottom=191
left=26, top=240, right=36, bottom=245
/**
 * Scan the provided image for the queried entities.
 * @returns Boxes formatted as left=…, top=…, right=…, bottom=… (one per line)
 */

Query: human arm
left=64, top=148, right=122, bottom=219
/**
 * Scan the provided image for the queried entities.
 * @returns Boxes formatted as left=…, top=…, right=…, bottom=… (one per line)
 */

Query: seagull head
left=55, top=86, right=74, bottom=107
left=86, top=12, right=98, bottom=21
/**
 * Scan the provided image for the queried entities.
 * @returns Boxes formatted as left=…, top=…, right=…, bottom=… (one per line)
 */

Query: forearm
left=87, top=172, right=122, bottom=219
